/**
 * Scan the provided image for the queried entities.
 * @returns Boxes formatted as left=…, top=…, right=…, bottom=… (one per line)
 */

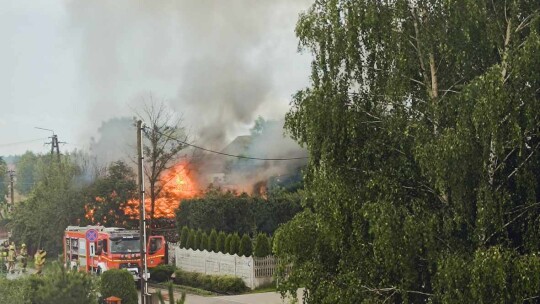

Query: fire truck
left=64, top=226, right=166, bottom=279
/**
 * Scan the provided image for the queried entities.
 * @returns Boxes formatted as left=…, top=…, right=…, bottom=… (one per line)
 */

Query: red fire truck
left=64, top=226, right=166, bottom=279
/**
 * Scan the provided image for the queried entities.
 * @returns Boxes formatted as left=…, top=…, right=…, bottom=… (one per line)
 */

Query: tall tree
left=83, top=161, right=137, bottom=228
left=136, top=97, right=188, bottom=235
left=14, top=151, right=38, bottom=195
left=0, top=157, right=8, bottom=219
left=277, top=1, right=540, bottom=303
left=10, top=155, right=86, bottom=254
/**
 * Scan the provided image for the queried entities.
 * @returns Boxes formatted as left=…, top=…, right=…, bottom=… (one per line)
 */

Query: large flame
left=125, top=161, right=199, bottom=219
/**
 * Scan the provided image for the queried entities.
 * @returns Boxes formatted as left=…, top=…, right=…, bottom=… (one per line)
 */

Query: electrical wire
left=0, top=138, right=48, bottom=148
left=144, top=127, right=309, bottom=161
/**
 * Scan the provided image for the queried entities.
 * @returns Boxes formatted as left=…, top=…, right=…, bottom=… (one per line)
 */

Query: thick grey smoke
left=225, top=119, right=308, bottom=193
left=66, top=0, right=313, bottom=148
left=88, top=117, right=135, bottom=167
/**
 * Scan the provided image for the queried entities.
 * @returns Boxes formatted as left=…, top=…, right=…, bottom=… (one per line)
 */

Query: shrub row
left=179, top=226, right=272, bottom=257
left=149, top=264, right=176, bottom=283
left=172, top=269, right=247, bottom=294
left=176, top=191, right=302, bottom=235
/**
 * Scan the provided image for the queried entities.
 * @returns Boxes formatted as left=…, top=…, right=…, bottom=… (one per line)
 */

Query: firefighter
left=34, top=249, right=46, bottom=275
left=7, top=245, right=16, bottom=274
left=0, top=251, right=7, bottom=275
left=19, top=243, right=28, bottom=273
left=0, top=241, right=7, bottom=256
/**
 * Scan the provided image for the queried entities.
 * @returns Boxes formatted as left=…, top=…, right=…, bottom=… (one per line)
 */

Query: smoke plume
left=66, top=0, right=313, bottom=148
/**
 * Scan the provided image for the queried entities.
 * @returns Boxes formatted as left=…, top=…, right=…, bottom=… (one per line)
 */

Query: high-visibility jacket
left=35, top=251, right=46, bottom=266
left=7, top=250, right=15, bottom=262
left=20, top=248, right=28, bottom=257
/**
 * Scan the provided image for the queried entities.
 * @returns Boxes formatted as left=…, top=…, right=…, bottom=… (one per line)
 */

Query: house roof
left=220, top=135, right=252, bottom=156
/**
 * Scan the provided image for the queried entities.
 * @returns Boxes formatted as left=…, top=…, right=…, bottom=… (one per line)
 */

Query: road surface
left=147, top=287, right=304, bottom=304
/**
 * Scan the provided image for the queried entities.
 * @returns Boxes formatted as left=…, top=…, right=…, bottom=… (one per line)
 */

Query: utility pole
left=51, top=135, right=65, bottom=162
left=36, top=128, right=64, bottom=162
left=137, top=120, right=149, bottom=303
left=8, top=170, right=14, bottom=211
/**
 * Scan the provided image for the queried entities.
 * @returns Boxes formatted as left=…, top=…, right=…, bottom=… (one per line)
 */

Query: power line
left=144, top=126, right=309, bottom=161
left=0, top=138, right=48, bottom=148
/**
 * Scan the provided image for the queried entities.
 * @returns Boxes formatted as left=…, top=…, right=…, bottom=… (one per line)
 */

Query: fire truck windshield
left=110, top=238, right=141, bottom=253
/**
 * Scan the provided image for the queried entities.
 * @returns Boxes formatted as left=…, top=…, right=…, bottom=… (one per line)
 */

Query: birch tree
left=277, top=0, right=540, bottom=302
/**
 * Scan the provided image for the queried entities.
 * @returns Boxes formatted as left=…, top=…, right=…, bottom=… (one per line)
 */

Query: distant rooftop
left=220, top=135, right=252, bottom=156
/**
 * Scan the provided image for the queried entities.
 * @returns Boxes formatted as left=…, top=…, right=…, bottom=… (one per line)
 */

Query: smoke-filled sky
left=0, top=0, right=313, bottom=157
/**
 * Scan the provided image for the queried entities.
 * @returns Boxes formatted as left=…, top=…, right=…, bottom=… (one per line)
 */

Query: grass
left=249, top=283, right=277, bottom=294
left=149, top=281, right=217, bottom=297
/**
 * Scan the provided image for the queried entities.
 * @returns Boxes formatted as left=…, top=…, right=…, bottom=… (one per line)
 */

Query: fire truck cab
left=64, top=226, right=166, bottom=279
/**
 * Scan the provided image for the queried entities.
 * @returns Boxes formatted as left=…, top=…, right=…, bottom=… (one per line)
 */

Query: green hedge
left=254, top=233, right=271, bottom=257
left=217, top=231, right=226, bottom=253
left=149, top=264, right=176, bottom=283
left=172, top=270, right=247, bottom=294
left=239, top=234, right=252, bottom=257
left=100, top=269, right=138, bottom=304
left=209, top=229, right=218, bottom=252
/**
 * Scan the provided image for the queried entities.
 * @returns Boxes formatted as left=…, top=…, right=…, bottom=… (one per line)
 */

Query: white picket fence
left=167, top=243, right=275, bottom=289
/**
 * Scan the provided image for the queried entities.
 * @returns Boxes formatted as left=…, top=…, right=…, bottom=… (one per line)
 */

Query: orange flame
left=125, top=161, right=199, bottom=219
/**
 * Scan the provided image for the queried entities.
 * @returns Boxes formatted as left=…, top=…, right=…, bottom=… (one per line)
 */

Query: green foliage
left=224, top=234, right=233, bottom=254
left=82, top=161, right=137, bottom=228
left=0, top=278, right=28, bottom=304
left=238, top=234, right=252, bottom=257
left=200, top=232, right=209, bottom=251
left=32, top=264, right=97, bottom=304
left=173, top=270, right=247, bottom=294
left=217, top=231, right=226, bottom=253
left=176, top=191, right=301, bottom=235
left=229, top=233, right=240, bottom=255
left=0, top=157, right=8, bottom=205
left=100, top=269, right=138, bottom=304
left=179, top=226, right=189, bottom=248
left=254, top=233, right=272, bottom=258
left=208, top=229, right=218, bottom=252
left=277, top=1, right=540, bottom=302
left=14, top=151, right=38, bottom=195
left=194, top=230, right=202, bottom=251
left=150, top=264, right=176, bottom=283
left=185, top=229, right=195, bottom=250
left=0, top=263, right=97, bottom=304
left=434, top=248, right=540, bottom=303
left=10, top=155, right=86, bottom=254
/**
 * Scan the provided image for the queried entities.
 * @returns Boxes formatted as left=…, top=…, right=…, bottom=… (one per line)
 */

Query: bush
left=217, top=231, right=226, bottom=253
left=230, top=233, right=240, bottom=255
left=209, top=229, right=218, bottom=252
left=149, top=264, right=176, bottom=283
left=186, top=229, right=195, bottom=249
left=100, top=269, right=138, bottom=304
left=179, top=226, right=189, bottom=248
left=238, top=234, right=252, bottom=257
left=225, top=234, right=233, bottom=254
left=194, top=230, right=203, bottom=250
left=201, top=232, right=209, bottom=251
left=173, top=270, right=247, bottom=294
left=254, top=233, right=271, bottom=257
left=0, top=275, right=45, bottom=304
left=2, top=263, right=98, bottom=304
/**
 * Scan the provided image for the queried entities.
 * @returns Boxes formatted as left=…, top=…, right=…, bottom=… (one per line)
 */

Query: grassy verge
left=149, top=282, right=217, bottom=296
left=249, top=284, right=277, bottom=294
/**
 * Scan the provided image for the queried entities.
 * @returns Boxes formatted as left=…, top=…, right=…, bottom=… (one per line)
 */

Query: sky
left=0, top=0, right=313, bottom=157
